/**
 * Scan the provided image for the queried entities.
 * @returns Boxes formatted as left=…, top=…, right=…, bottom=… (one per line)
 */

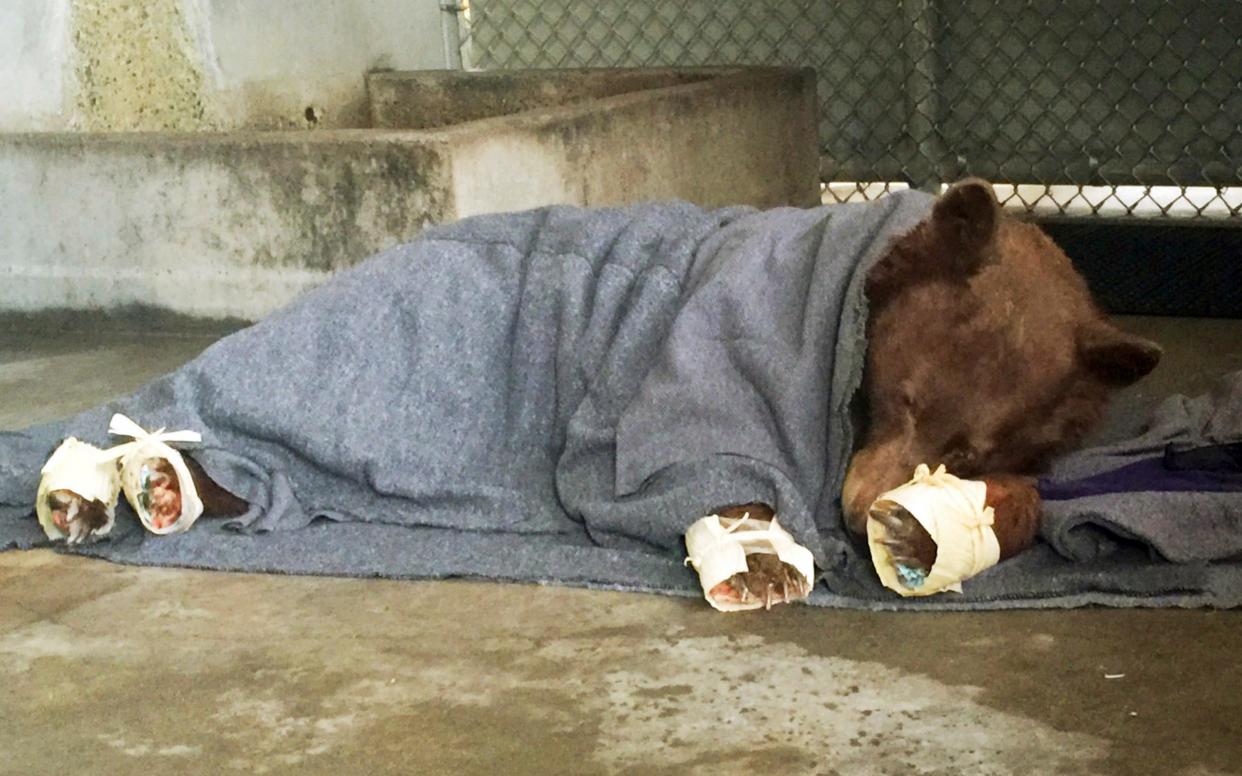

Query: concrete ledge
left=1, top=67, right=819, bottom=321
left=0, top=307, right=250, bottom=337
left=368, top=67, right=725, bottom=129
left=440, top=67, right=821, bottom=218
left=1, top=132, right=453, bottom=319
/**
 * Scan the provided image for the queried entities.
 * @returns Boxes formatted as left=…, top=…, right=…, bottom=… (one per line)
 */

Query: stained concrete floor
left=0, top=316, right=1240, bottom=776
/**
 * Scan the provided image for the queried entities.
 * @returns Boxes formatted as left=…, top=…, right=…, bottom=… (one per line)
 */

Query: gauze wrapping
left=35, top=438, right=123, bottom=541
left=867, top=464, right=1000, bottom=597
left=684, top=513, right=816, bottom=612
left=109, top=413, right=204, bottom=534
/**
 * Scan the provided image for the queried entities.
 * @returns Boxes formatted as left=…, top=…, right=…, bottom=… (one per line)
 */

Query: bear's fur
left=842, top=179, right=1161, bottom=551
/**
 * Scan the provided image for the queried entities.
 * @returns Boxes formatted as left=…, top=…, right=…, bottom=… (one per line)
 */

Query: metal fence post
left=439, top=1, right=466, bottom=69
left=902, top=0, right=948, bottom=193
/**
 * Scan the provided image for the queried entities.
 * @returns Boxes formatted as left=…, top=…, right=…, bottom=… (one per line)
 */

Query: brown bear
left=47, top=180, right=1163, bottom=606
left=710, top=179, right=1162, bottom=605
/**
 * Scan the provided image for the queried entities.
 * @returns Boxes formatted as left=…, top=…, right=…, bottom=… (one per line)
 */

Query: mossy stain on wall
left=71, top=0, right=216, bottom=130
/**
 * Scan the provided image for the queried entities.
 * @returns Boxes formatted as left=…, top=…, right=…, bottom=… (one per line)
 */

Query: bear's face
left=841, top=181, right=1162, bottom=533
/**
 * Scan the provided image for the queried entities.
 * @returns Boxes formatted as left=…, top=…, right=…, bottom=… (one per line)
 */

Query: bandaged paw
left=867, top=463, right=999, bottom=597
left=109, top=414, right=204, bottom=534
left=684, top=513, right=815, bottom=612
left=36, top=438, right=123, bottom=543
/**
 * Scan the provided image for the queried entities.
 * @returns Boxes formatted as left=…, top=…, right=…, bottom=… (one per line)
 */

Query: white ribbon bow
left=906, top=464, right=996, bottom=529
left=108, top=413, right=202, bottom=447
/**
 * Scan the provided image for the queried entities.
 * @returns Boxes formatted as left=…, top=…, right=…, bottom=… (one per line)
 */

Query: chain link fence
left=454, top=0, right=1242, bottom=220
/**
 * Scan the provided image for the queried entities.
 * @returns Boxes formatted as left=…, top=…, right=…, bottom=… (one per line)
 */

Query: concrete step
left=1, top=67, right=818, bottom=321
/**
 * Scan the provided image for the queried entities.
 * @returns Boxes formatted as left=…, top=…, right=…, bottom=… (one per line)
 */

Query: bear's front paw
left=866, top=464, right=1002, bottom=597
left=684, top=513, right=816, bottom=612
left=36, top=437, right=121, bottom=543
left=868, top=499, right=937, bottom=588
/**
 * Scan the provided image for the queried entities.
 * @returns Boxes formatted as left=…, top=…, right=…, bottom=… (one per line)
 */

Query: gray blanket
left=3, top=193, right=1241, bottom=609
left=1040, top=372, right=1242, bottom=565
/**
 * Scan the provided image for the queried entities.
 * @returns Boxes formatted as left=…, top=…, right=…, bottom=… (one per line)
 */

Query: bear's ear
left=930, top=178, right=1000, bottom=259
left=1077, top=319, right=1163, bottom=385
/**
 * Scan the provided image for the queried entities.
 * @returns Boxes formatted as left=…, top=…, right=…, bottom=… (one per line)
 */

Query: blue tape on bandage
left=895, top=563, right=927, bottom=589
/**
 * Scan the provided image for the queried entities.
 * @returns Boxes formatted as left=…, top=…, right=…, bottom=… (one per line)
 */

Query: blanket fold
left=1038, top=371, right=1242, bottom=564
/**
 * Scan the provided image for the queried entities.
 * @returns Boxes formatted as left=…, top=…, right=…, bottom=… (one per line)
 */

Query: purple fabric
left=1039, top=442, right=1242, bottom=501
left=1038, top=372, right=1242, bottom=570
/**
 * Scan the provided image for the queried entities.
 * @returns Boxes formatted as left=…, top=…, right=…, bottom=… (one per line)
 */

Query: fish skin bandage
left=109, top=413, right=204, bottom=534
left=867, top=464, right=1000, bottom=597
left=684, top=513, right=815, bottom=612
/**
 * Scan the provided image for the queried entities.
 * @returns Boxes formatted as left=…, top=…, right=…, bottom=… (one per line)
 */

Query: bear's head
left=841, top=180, right=1162, bottom=534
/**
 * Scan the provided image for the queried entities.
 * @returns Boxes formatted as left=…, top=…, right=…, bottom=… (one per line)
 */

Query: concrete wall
left=0, top=0, right=447, bottom=132
left=1, top=68, right=819, bottom=321
left=0, top=133, right=454, bottom=319
left=436, top=69, right=821, bottom=218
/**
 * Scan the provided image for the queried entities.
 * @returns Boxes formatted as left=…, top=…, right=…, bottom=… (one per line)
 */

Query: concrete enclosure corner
left=1, top=67, right=819, bottom=320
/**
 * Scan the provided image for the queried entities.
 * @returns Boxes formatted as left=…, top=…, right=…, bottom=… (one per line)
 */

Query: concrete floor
left=1, top=317, right=1240, bottom=776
